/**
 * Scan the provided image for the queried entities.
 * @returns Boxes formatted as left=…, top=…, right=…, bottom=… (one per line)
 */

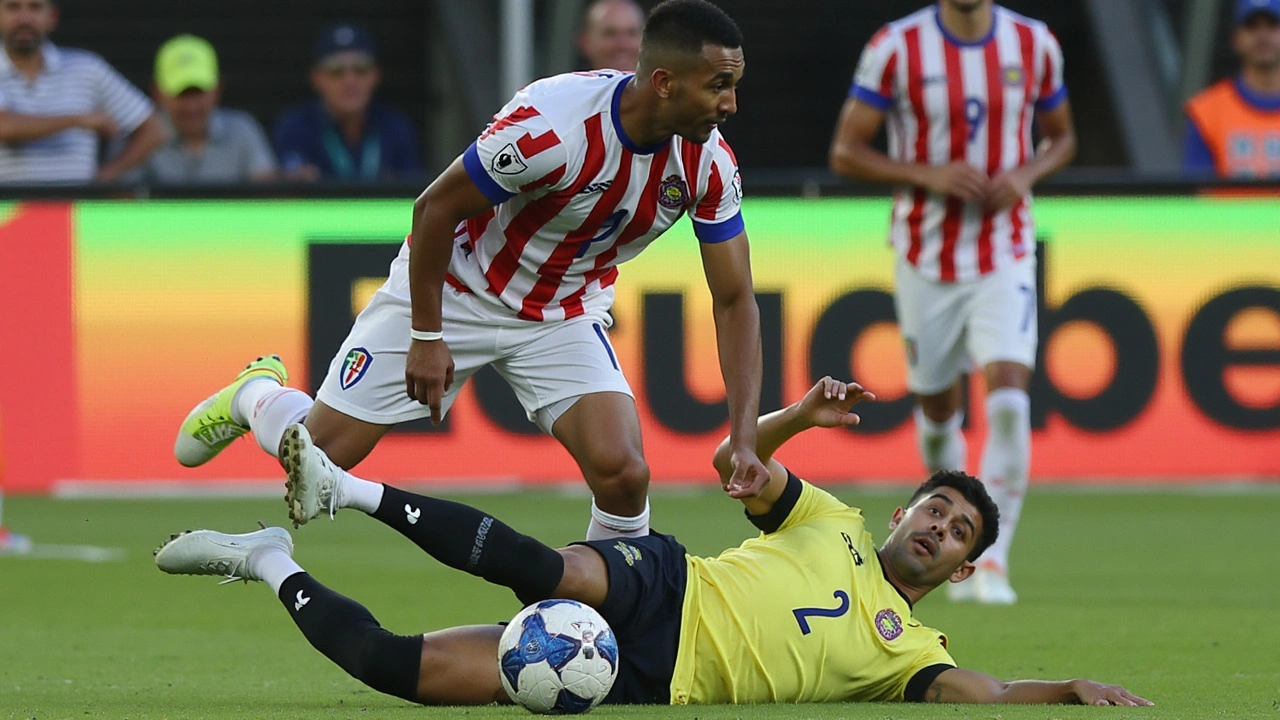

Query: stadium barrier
left=0, top=193, right=1277, bottom=492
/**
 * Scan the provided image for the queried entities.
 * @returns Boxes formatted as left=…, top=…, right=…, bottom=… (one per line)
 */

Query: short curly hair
left=907, top=470, right=1000, bottom=562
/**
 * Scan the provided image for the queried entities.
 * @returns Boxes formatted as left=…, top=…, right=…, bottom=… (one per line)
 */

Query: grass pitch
left=2, top=485, right=1278, bottom=719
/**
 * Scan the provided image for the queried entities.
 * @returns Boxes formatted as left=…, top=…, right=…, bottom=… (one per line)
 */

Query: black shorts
left=573, top=531, right=688, bottom=705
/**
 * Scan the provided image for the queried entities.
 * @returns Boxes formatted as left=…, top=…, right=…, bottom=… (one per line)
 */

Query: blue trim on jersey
left=1233, top=76, right=1280, bottom=112
left=462, top=142, right=516, bottom=205
left=1181, top=119, right=1217, bottom=175
left=935, top=6, right=997, bottom=47
left=692, top=210, right=745, bottom=243
left=1035, top=86, right=1068, bottom=112
left=852, top=84, right=894, bottom=110
left=592, top=323, right=620, bottom=370
left=612, top=75, right=667, bottom=155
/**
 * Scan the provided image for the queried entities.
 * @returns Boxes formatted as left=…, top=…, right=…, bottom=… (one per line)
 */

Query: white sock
left=230, top=377, right=280, bottom=425
left=914, top=407, right=967, bottom=472
left=339, top=472, right=385, bottom=515
left=585, top=499, right=651, bottom=540
left=245, top=387, right=313, bottom=458
left=248, top=549, right=304, bottom=595
left=978, top=388, right=1031, bottom=571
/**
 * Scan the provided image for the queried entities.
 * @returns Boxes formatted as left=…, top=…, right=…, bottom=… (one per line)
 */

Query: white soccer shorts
left=893, top=255, right=1038, bottom=395
left=316, top=249, right=633, bottom=430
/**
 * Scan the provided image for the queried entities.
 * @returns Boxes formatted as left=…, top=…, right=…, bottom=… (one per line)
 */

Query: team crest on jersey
left=340, top=348, right=372, bottom=390
left=1003, top=66, right=1025, bottom=87
left=731, top=170, right=743, bottom=205
left=492, top=143, right=529, bottom=176
left=658, top=174, right=689, bottom=209
left=875, top=608, right=904, bottom=641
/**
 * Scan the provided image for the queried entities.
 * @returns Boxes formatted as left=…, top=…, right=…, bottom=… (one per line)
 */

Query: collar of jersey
left=934, top=6, right=997, bottom=48
left=1233, top=76, right=1280, bottom=112
left=612, top=75, right=668, bottom=155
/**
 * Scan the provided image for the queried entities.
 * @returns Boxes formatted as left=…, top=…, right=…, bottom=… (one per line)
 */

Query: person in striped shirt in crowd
left=0, top=0, right=164, bottom=184
left=174, top=0, right=766, bottom=544
left=828, top=0, right=1076, bottom=604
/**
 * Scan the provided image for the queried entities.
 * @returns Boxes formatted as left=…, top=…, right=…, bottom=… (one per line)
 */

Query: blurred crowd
left=0, top=0, right=1274, bottom=186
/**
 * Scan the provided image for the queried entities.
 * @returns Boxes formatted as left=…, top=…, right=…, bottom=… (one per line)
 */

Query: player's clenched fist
left=922, top=161, right=988, bottom=202
left=405, top=338, right=454, bottom=424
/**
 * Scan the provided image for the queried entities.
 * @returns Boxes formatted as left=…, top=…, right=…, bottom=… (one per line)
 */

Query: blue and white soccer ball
left=498, top=599, right=620, bottom=714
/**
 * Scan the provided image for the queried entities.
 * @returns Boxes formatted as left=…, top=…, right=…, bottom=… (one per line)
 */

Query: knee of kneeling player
left=589, top=455, right=650, bottom=514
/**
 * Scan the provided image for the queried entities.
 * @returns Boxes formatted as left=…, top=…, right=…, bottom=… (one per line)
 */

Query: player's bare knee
left=587, top=452, right=649, bottom=513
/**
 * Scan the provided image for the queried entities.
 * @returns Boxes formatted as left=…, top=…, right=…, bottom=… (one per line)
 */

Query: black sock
left=279, top=572, right=423, bottom=703
left=372, top=484, right=564, bottom=605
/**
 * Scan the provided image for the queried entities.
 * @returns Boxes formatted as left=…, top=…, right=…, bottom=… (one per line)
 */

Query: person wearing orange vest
left=1184, top=0, right=1280, bottom=178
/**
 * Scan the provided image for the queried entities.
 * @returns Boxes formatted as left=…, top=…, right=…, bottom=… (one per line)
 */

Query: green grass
left=3, top=486, right=1279, bottom=719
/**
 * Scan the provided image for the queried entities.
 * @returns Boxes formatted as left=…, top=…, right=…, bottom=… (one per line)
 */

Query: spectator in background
left=145, top=35, right=276, bottom=185
left=0, top=0, right=163, bottom=184
left=579, top=0, right=643, bottom=71
left=273, top=23, right=420, bottom=182
left=1184, top=0, right=1280, bottom=178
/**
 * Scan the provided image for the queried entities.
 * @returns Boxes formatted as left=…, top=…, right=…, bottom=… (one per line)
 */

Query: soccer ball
left=498, top=599, right=620, bottom=714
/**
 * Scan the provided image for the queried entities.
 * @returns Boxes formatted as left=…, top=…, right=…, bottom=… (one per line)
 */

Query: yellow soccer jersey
left=669, top=473, right=954, bottom=705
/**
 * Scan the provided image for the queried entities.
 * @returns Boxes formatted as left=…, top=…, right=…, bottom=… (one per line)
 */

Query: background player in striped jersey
left=828, top=0, right=1077, bottom=603
left=175, top=0, right=766, bottom=542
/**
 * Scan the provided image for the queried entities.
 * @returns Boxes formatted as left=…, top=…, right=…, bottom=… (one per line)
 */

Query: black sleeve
left=744, top=469, right=803, bottom=533
left=904, top=664, right=955, bottom=703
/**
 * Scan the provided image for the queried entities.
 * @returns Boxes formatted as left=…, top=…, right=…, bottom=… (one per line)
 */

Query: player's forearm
left=1019, top=130, right=1076, bottom=185
left=97, top=114, right=166, bottom=182
left=408, top=192, right=454, bottom=332
left=990, top=679, right=1084, bottom=704
left=0, top=111, right=87, bottom=143
left=829, top=140, right=932, bottom=188
left=712, top=292, right=762, bottom=453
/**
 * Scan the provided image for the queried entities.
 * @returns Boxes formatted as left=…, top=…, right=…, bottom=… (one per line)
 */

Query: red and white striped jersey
left=446, top=70, right=743, bottom=323
left=852, top=6, right=1067, bottom=282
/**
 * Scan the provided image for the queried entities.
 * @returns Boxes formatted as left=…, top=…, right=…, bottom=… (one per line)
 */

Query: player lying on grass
left=155, top=377, right=1152, bottom=707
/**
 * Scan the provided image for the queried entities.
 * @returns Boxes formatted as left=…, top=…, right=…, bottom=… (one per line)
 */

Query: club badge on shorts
left=340, top=348, right=372, bottom=390
left=658, top=174, right=689, bottom=209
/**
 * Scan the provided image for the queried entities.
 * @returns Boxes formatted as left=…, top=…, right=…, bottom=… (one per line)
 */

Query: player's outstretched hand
left=405, top=339, right=455, bottom=424
left=1071, top=679, right=1154, bottom=707
left=797, top=376, right=876, bottom=429
left=725, top=447, right=770, bottom=499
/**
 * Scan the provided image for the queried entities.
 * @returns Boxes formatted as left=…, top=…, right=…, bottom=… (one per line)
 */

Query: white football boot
left=154, top=527, right=293, bottom=584
left=974, top=562, right=1018, bottom=605
left=281, top=423, right=347, bottom=528
left=946, top=576, right=979, bottom=602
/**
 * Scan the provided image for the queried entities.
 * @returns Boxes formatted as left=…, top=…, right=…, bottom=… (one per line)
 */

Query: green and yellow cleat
left=174, top=355, right=288, bottom=468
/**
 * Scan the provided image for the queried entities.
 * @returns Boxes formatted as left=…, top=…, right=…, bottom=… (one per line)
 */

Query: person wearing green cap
left=144, top=34, right=276, bottom=185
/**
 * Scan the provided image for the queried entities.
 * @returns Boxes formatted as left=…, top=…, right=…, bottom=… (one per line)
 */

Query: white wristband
left=410, top=329, right=444, bottom=342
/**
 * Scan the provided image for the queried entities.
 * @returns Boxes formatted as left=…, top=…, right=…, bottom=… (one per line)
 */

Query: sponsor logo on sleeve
left=492, top=143, right=529, bottom=175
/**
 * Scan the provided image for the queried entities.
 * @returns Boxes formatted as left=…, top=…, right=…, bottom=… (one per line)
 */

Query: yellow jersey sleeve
left=744, top=470, right=851, bottom=534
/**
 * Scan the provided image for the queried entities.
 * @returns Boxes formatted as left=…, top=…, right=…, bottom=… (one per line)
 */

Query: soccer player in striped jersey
left=157, top=378, right=1151, bottom=708
left=828, top=0, right=1077, bottom=604
left=174, top=0, right=767, bottom=542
